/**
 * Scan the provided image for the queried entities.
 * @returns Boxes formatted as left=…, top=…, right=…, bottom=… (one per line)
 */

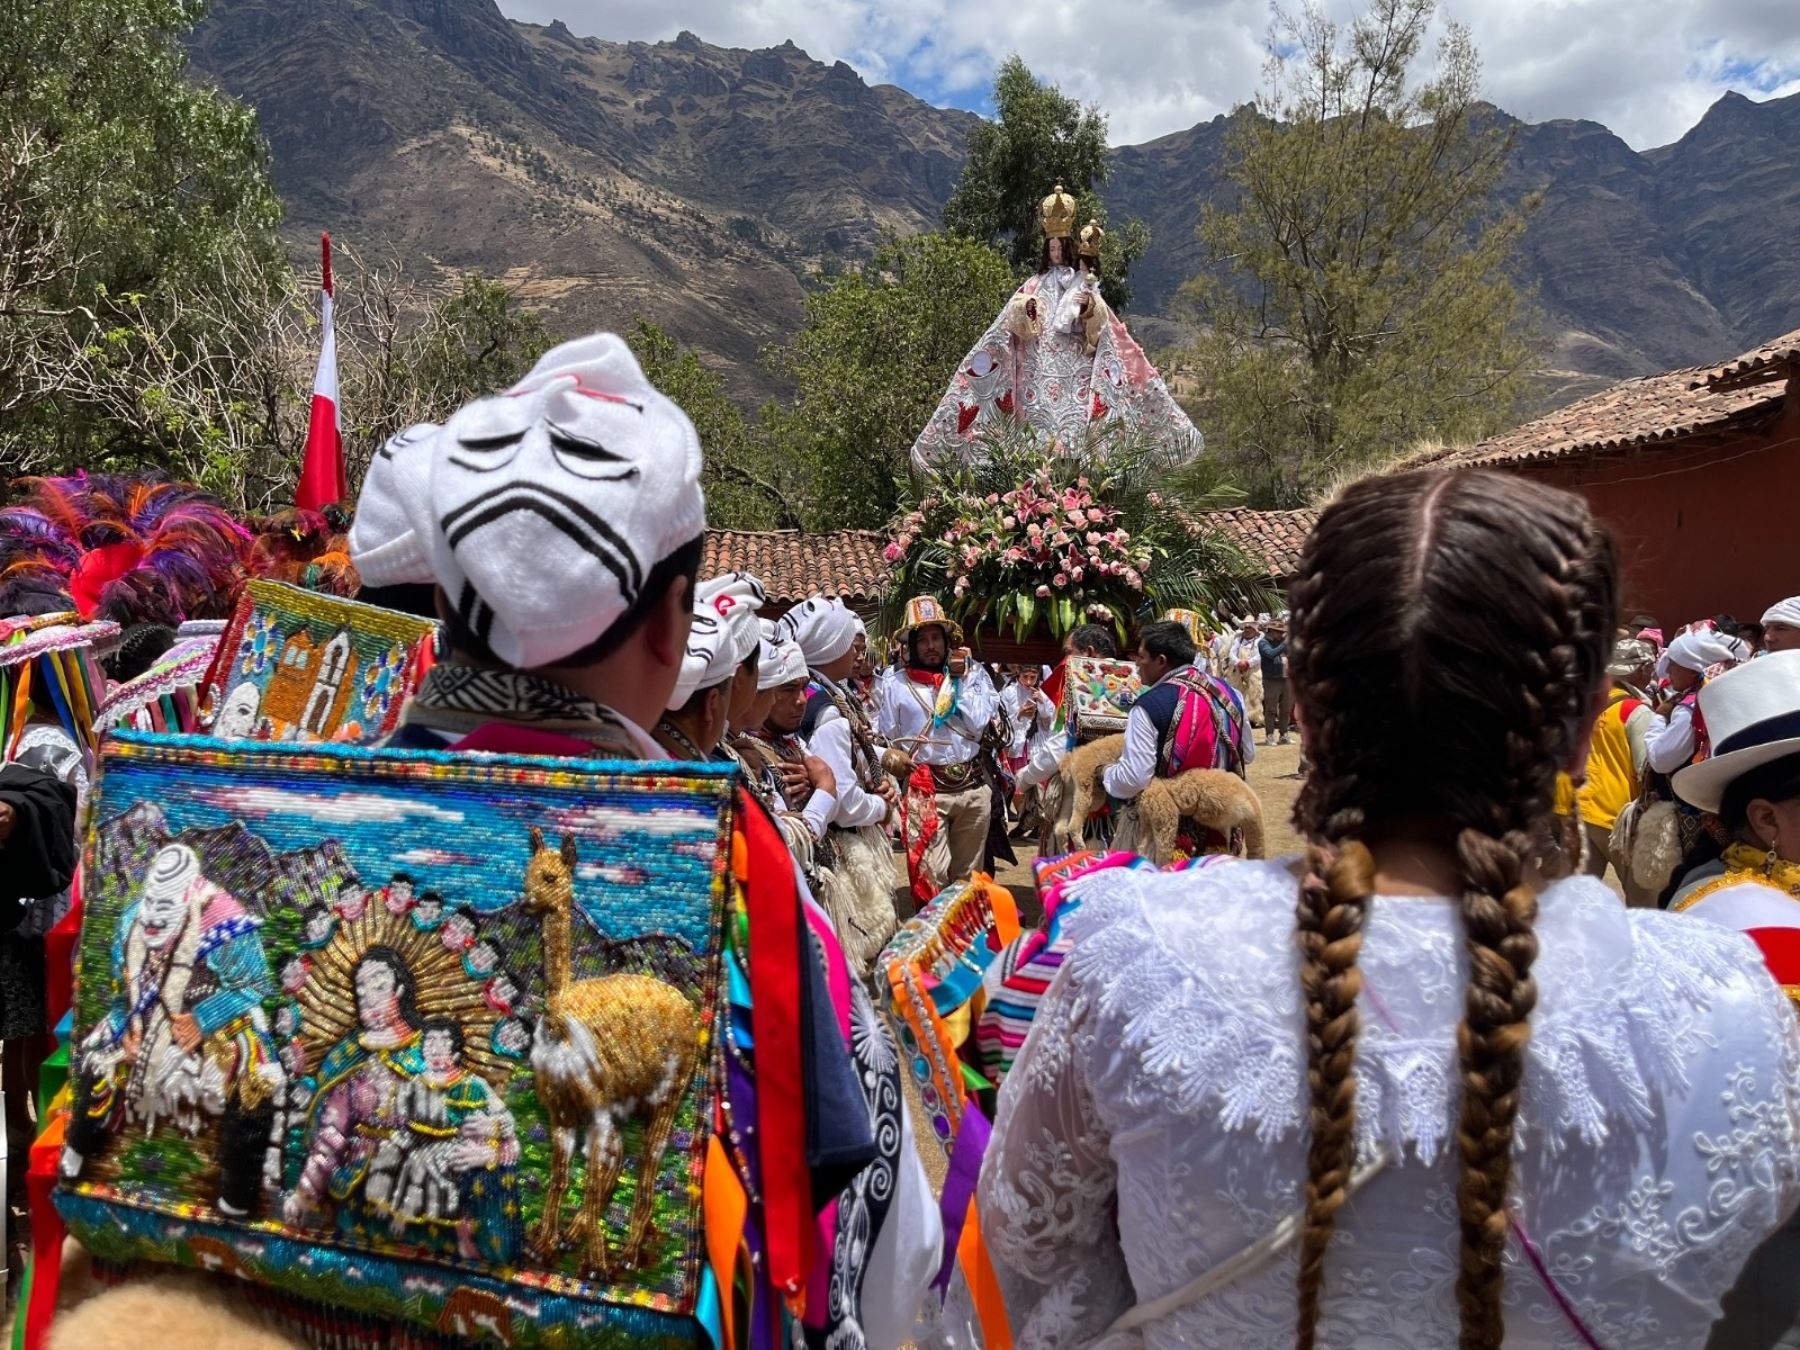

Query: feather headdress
left=0, top=472, right=251, bottom=625
left=244, top=508, right=361, bottom=597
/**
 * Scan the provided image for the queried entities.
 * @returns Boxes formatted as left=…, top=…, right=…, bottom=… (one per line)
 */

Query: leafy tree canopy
left=1180, top=0, right=1539, bottom=506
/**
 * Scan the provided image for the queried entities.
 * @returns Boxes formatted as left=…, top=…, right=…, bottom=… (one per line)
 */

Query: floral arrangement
left=884, top=426, right=1273, bottom=643
left=886, top=466, right=1149, bottom=639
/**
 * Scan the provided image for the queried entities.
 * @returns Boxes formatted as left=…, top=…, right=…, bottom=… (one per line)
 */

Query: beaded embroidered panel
left=1063, top=656, right=1141, bottom=741
left=201, top=579, right=438, bottom=744
left=59, top=731, right=733, bottom=1345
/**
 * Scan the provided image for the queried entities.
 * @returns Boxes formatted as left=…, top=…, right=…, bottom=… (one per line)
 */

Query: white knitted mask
left=422, top=333, right=705, bottom=669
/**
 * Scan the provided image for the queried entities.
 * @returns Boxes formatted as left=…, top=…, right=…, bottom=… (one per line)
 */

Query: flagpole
left=295, top=230, right=345, bottom=511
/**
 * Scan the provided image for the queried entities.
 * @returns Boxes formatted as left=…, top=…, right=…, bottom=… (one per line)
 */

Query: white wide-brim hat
left=1672, top=650, right=1800, bottom=813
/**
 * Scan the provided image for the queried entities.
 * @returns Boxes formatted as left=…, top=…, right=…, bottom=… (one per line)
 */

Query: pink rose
left=1054, top=572, right=1069, bottom=587
left=1071, top=566, right=1084, bottom=581
left=883, top=542, right=902, bottom=561
left=1003, top=515, right=1017, bottom=529
left=986, top=493, right=1000, bottom=505
left=1036, top=584, right=1052, bottom=598
left=1086, top=531, right=1100, bottom=545
left=1027, top=523, right=1042, bottom=537
left=1087, top=508, right=1105, bottom=524
left=1067, top=511, right=1086, bottom=528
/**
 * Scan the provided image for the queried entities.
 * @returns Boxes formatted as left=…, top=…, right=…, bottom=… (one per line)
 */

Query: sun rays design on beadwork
left=292, top=904, right=519, bottom=1091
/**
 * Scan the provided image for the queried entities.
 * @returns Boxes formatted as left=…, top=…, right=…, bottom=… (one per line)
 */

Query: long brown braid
left=1285, top=470, right=1618, bottom=1349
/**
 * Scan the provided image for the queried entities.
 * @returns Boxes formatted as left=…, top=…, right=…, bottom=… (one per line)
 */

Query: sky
left=497, top=0, right=1800, bottom=150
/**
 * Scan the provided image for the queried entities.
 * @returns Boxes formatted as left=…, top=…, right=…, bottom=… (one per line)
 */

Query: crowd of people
left=3, top=326, right=1800, bottom=1349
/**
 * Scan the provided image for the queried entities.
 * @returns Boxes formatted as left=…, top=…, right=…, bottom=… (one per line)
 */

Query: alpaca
left=1049, top=734, right=1124, bottom=852
left=522, top=827, right=702, bottom=1276
left=1050, top=736, right=1266, bottom=861
left=1138, top=769, right=1266, bottom=862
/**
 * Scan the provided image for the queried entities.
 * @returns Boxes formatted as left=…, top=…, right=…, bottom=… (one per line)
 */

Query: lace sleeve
left=978, top=960, right=1133, bottom=1349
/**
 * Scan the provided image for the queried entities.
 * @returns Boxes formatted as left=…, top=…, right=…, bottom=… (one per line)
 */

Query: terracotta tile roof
left=1695, top=327, right=1800, bottom=391
left=703, top=529, right=891, bottom=604
left=1204, top=507, right=1319, bottom=579
left=1414, top=330, right=1797, bottom=472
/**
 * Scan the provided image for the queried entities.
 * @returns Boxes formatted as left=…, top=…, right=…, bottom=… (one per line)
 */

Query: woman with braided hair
left=976, top=469, right=1800, bottom=1348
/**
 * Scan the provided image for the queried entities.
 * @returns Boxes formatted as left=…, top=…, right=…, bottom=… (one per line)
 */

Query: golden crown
left=1040, top=180, right=1078, bottom=240
left=1078, top=218, right=1105, bottom=259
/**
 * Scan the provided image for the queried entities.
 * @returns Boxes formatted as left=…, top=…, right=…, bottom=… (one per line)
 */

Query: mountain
left=185, top=0, right=973, bottom=400
left=185, top=0, right=1800, bottom=408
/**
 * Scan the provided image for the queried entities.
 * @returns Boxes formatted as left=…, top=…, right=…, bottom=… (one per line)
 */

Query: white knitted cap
left=697, top=572, right=766, bottom=666
left=350, top=422, right=439, bottom=587
left=421, top=333, right=705, bottom=669
left=1764, top=597, right=1800, bottom=628
left=779, top=596, right=860, bottom=667
left=668, top=610, right=737, bottom=709
left=759, top=637, right=808, bottom=690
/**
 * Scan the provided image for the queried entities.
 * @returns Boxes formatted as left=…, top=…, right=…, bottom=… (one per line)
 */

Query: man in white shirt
left=1223, top=615, right=1265, bottom=729
left=1104, top=619, right=1256, bottom=806
left=1000, top=666, right=1056, bottom=770
left=1647, top=629, right=1749, bottom=774
left=875, top=595, right=998, bottom=906
left=776, top=596, right=899, bottom=972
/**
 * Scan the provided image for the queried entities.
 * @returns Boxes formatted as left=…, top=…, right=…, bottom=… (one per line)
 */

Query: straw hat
left=893, top=594, right=963, bottom=646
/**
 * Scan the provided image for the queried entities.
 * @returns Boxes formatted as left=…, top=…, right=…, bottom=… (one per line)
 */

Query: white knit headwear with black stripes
left=418, top=333, right=705, bottom=669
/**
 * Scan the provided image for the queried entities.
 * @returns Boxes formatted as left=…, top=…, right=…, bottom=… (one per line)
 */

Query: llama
left=521, top=827, right=702, bottom=1276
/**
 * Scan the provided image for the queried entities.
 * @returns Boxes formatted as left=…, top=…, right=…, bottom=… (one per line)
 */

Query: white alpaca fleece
left=417, top=333, right=706, bottom=669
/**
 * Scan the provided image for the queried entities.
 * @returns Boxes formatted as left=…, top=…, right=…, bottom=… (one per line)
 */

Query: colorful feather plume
left=0, top=472, right=251, bottom=625
left=243, top=508, right=361, bottom=598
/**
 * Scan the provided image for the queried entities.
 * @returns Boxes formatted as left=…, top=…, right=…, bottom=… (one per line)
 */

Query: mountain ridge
left=185, top=0, right=1800, bottom=408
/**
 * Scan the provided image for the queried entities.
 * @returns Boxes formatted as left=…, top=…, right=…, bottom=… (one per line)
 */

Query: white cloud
left=547, top=803, right=721, bottom=837
left=393, top=846, right=479, bottom=866
left=498, top=0, right=1800, bottom=149
left=197, top=787, right=466, bottom=824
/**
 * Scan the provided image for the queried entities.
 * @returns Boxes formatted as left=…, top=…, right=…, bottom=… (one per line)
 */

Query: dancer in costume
left=981, top=468, right=1800, bottom=1347
left=729, top=630, right=834, bottom=871
left=1101, top=618, right=1254, bottom=856
left=875, top=596, right=999, bottom=906
left=1761, top=596, right=1799, bottom=655
left=349, top=333, right=938, bottom=1345
left=780, top=595, right=901, bottom=974
left=655, top=608, right=752, bottom=766
left=910, top=183, right=1202, bottom=474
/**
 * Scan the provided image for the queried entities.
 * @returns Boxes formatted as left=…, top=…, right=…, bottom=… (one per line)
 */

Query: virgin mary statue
left=909, top=181, right=1204, bottom=476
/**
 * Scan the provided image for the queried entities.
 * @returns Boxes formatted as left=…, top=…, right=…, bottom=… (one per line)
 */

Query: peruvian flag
left=295, top=231, right=345, bottom=511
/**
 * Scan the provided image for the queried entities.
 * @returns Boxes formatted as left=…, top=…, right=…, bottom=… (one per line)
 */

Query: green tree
left=403, top=276, right=551, bottom=421
left=770, top=232, right=1018, bottom=530
left=628, top=318, right=804, bottom=530
left=942, top=56, right=1149, bottom=310
left=1182, top=0, right=1538, bottom=506
left=0, top=0, right=290, bottom=476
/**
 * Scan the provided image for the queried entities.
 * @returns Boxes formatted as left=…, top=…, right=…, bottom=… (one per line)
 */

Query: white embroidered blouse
left=977, top=860, right=1800, bottom=1348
